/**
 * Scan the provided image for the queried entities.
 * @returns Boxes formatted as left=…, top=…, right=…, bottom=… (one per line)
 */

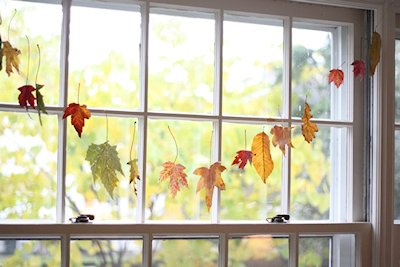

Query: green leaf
left=35, top=84, right=47, bottom=126
left=85, top=141, right=124, bottom=198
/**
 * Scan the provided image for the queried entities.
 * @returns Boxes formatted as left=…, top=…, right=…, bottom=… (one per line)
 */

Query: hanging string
left=35, top=44, right=41, bottom=85
left=129, top=121, right=137, bottom=161
left=105, top=112, right=109, bottom=142
left=25, top=35, right=30, bottom=85
left=167, top=125, right=179, bottom=164
left=7, top=9, right=16, bottom=41
left=209, top=129, right=214, bottom=165
left=244, top=129, right=247, bottom=150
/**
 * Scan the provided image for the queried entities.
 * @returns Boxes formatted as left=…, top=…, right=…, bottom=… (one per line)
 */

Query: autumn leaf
left=127, top=159, right=140, bottom=195
left=62, top=103, right=91, bottom=137
left=160, top=161, right=188, bottom=198
left=270, top=125, right=294, bottom=155
left=370, top=31, right=381, bottom=75
left=18, top=85, right=36, bottom=110
left=1, top=41, right=20, bottom=76
left=329, top=69, right=344, bottom=88
left=251, top=132, right=274, bottom=183
left=231, top=150, right=252, bottom=169
left=85, top=141, right=124, bottom=198
left=351, top=60, right=366, bottom=80
left=194, top=162, right=226, bottom=211
left=35, top=84, right=47, bottom=125
left=301, top=101, right=318, bottom=143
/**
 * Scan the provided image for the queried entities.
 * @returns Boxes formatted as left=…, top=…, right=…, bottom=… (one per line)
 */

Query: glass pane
left=228, top=235, right=289, bottom=266
left=0, top=239, right=60, bottom=266
left=220, top=123, right=282, bottom=220
left=292, top=26, right=348, bottom=120
left=70, top=239, right=142, bottom=266
left=0, top=1, right=61, bottom=105
left=69, top=3, right=141, bottom=110
left=291, top=126, right=348, bottom=220
left=0, top=112, right=58, bottom=220
left=66, top=116, right=138, bottom=221
left=148, top=9, right=215, bottom=114
left=395, top=130, right=400, bottom=220
left=299, top=237, right=331, bottom=267
left=223, top=15, right=284, bottom=117
left=395, top=40, right=400, bottom=122
left=146, top=119, right=213, bottom=220
left=152, top=237, right=218, bottom=266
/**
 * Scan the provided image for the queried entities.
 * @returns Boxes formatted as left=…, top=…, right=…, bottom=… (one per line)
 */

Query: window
left=0, top=0, right=370, bottom=266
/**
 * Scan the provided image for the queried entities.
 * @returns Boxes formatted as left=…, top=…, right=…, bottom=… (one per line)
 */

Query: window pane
left=291, top=126, right=348, bottom=220
left=228, top=235, right=289, bottom=266
left=299, top=237, right=331, bottom=267
left=223, top=15, right=284, bottom=117
left=148, top=9, right=215, bottom=114
left=66, top=116, right=137, bottom=221
left=395, top=130, right=400, bottom=220
left=0, top=1, right=61, bottom=105
left=0, top=239, right=60, bottom=266
left=69, top=3, right=141, bottom=110
left=146, top=119, right=213, bottom=220
left=221, top=123, right=282, bottom=220
left=70, top=238, right=142, bottom=266
left=152, top=237, right=218, bottom=266
left=0, top=112, right=58, bottom=220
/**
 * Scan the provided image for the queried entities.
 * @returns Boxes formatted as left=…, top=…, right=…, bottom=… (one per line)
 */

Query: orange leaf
left=159, top=161, right=188, bottom=198
left=194, top=162, right=226, bottom=211
left=369, top=31, right=381, bottom=76
left=251, top=132, right=274, bottom=183
left=270, top=125, right=294, bottom=155
left=1, top=41, right=20, bottom=76
left=301, top=101, right=318, bottom=143
left=127, top=159, right=140, bottom=195
left=62, top=103, right=91, bottom=138
left=231, top=150, right=252, bottom=169
left=351, top=60, right=366, bottom=80
left=329, top=69, right=344, bottom=88
left=18, top=85, right=36, bottom=110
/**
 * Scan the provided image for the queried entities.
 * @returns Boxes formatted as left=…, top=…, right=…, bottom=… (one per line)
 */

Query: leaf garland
left=231, top=130, right=252, bottom=170
left=301, top=101, right=318, bottom=143
left=328, top=68, right=344, bottom=88
left=251, top=132, right=274, bottom=183
left=270, top=125, right=294, bottom=155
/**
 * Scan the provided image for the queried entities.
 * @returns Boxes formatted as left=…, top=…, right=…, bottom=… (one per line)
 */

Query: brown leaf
left=127, top=159, right=140, bottom=195
left=1, top=41, right=20, bottom=76
left=160, top=161, right=188, bottom=198
left=251, top=132, right=274, bottom=183
left=270, top=125, right=294, bottom=155
left=231, top=150, right=252, bottom=169
left=194, top=162, right=226, bottom=210
left=329, top=69, right=344, bottom=88
left=369, top=31, right=381, bottom=75
left=301, top=101, right=318, bottom=143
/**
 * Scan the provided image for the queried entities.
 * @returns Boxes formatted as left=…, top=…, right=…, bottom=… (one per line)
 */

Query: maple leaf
left=127, top=159, right=140, bottom=195
left=194, top=162, right=226, bottom=211
left=301, top=101, right=318, bottom=143
left=231, top=150, right=252, bottom=169
left=329, top=69, right=344, bottom=88
left=62, top=103, right=91, bottom=137
left=251, top=132, right=274, bottom=183
left=369, top=31, right=381, bottom=75
left=18, top=85, right=36, bottom=110
left=1, top=41, right=21, bottom=76
left=35, top=84, right=48, bottom=125
left=85, top=141, right=124, bottom=198
left=351, top=60, right=366, bottom=80
left=159, top=161, right=189, bottom=198
left=270, top=125, right=294, bottom=155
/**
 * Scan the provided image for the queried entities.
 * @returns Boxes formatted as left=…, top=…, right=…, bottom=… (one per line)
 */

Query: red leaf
left=231, top=150, right=252, bottom=169
left=329, top=69, right=344, bottom=88
left=62, top=103, right=91, bottom=137
left=351, top=60, right=366, bottom=80
left=18, top=85, right=36, bottom=109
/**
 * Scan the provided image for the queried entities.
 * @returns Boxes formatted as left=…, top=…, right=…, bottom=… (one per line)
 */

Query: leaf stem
left=167, top=125, right=179, bottom=164
left=244, top=129, right=247, bottom=150
left=7, top=9, right=16, bottom=41
left=77, top=83, right=80, bottom=104
left=35, top=44, right=41, bottom=85
left=129, top=121, right=137, bottom=161
left=25, top=35, right=30, bottom=85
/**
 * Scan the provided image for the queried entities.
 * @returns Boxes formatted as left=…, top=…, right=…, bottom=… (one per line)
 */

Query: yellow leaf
left=251, top=132, right=274, bottom=183
left=369, top=31, right=381, bottom=75
left=127, top=159, right=140, bottom=195
left=194, top=162, right=226, bottom=211
left=1, top=41, right=20, bottom=76
left=301, top=101, right=318, bottom=143
left=270, top=125, right=294, bottom=155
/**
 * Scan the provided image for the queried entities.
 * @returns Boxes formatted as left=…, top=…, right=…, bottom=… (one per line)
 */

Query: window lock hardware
left=69, top=214, right=95, bottom=223
left=266, top=214, right=290, bottom=223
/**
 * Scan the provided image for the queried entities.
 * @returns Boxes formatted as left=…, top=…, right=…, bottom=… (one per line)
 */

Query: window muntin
left=395, top=39, right=400, bottom=220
